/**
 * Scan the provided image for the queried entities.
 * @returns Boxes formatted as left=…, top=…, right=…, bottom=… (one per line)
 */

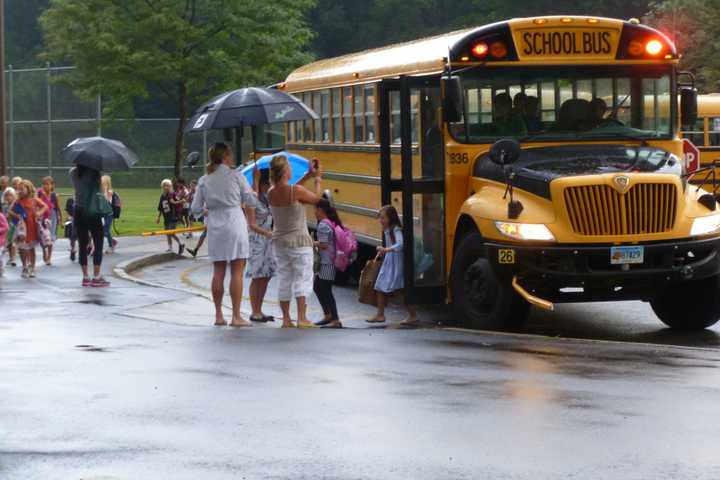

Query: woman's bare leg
left=257, top=277, right=270, bottom=316
left=249, top=279, right=261, bottom=317
left=229, top=259, right=250, bottom=327
left=280, top=301, right=293, bottom=327
left=296, top=296, right=313, bottom=327
left=212, top=261, right=227, bottom=326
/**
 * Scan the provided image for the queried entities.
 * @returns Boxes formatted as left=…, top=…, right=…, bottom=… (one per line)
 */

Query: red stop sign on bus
left=683, top=138, right=700, bottom=173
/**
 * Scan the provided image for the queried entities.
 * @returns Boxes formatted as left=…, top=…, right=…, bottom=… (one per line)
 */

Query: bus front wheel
left=650, top=275, right=720, bottom=330
left=451, top=233, right=529, bottom=331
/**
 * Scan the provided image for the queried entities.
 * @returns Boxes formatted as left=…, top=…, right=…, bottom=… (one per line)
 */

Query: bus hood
left=516, top=145, right=682, bottom=179
left=473, top=144, right=683, bottom=200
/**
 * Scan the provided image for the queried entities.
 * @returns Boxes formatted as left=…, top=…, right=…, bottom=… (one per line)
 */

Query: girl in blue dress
left=367, top=205, right=418, bottom=326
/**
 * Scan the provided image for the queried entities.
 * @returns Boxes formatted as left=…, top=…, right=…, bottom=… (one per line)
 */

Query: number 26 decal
left=448, top=153, right=470, bottom=164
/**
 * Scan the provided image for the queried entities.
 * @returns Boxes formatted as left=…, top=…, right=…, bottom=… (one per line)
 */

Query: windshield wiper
left=573, top=130, right=650, bottom=146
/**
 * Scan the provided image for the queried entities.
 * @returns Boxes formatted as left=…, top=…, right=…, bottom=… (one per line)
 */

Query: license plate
left=610, top=246, right=644, bottom=265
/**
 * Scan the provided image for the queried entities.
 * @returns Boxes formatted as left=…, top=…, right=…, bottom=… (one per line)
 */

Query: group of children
left=0, top=175, right=60, bottom=278
left=157, top=177, right=196, bottom=255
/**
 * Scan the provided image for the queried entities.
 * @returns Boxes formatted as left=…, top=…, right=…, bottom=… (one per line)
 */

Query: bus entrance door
left=379, top=76, right=446, bottom=305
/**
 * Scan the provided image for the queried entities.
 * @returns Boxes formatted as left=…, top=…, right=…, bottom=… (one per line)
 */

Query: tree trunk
left=174, top=81, right=189, bottom=178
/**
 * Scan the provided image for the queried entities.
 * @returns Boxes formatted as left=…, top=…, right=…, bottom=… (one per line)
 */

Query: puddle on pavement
left=66, top=298, right=117, bottom=307
left=74, top=345, right=109, bottom=352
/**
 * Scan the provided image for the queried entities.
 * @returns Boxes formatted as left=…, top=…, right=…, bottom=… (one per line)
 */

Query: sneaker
left=112, top=239, right=118, bottom=248
left=178, top=243, right=185, bottom=256
left=82, top=277, right=92, bottom=287
left=9, top=261, right=16, bottom=267
left=28, top=268, right=36, bottom=278
left=21, top=267, right=29, bottom=279
left=166, top=248, right=173, bottom=253
left=70, top=250, right=76, bottom=262
left=187, top=247, right=198, bottom=258
left=91, top=277, right=110, bottom=288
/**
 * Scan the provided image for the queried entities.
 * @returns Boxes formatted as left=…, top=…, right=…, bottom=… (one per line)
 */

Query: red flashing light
left=490, top=42, right=508, bottom=59
left=645, top=39, right=664, bottom=56
left=471, top=42, right=489, bottom=58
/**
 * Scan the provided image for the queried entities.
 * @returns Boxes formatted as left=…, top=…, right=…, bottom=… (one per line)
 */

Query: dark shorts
left=164, top=220, right=178, bottom=231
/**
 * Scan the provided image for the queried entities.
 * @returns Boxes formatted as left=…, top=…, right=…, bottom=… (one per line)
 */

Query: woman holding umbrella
left=191, top=142, right=257, bottom=327
left=70, top=164, right=109, bottom=287
left=63, top=136, right=139, bottom=287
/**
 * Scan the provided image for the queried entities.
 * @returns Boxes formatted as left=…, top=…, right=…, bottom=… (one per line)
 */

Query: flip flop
left=297, top=322, right=315, bottom=329
left=366, top=318, right=385, bottom=323
left=230, top=320, right=252, bottom=327
left=281, top=322, right=296, bottom=328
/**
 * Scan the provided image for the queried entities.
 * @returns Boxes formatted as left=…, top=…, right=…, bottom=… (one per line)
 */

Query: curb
left=113, top=252, right=199, bottom=295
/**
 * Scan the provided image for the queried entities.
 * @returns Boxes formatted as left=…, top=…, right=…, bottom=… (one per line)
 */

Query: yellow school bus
left=277, top=16, right=720, bottom=331
left=683, top=94, right=720, bottom=182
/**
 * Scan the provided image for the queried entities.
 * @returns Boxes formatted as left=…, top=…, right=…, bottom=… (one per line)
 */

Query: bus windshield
left=450, top=65, right=674, bottom=143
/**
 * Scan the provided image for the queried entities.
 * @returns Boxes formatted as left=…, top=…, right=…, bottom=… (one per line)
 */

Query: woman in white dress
left=191, top=142, right=257, bottom=327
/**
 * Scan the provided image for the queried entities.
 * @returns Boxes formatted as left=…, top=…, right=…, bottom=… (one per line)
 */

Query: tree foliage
left=648, top=0, right=720, bottom=91
left=40, top=0, right=315, bottom=175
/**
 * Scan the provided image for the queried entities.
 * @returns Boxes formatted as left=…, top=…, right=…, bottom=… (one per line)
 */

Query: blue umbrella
left=237, top=151, right=310, bottom=185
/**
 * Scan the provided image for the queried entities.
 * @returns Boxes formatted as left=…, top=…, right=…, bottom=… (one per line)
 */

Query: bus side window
left=710, top=118, right=720, bottom=146
left=683, top=118, right=705, bottom=146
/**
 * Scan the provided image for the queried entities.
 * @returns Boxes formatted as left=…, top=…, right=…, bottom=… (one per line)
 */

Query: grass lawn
left=58, top=188, right=170, bottom=236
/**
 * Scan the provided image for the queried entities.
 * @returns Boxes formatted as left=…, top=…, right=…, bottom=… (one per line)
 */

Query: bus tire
left=650, top=275, right=720, bottom=330
left=451, top=232, right=529, bottom=331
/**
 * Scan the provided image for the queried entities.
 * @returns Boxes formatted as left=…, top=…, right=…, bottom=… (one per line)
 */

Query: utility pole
left=0, top=0, right=6, bottom=176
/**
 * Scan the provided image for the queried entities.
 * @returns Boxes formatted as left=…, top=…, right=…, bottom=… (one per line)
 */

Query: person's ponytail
left=207, top=142, right=231, bottom=174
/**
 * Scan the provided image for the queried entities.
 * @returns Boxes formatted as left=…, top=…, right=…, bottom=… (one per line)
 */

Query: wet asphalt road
left=1, top=238, right=720, bottom=479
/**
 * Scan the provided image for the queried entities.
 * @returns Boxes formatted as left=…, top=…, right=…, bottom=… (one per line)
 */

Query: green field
left=58, top=188, right=167, bottom=236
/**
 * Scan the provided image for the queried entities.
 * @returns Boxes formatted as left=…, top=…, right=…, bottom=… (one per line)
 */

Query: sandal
left=399, top=318, right=419, bottom=327
left=297, top=321, right=315, bottom=329
left=366, top=317, right=386, bottom=323
left=321, top=320, right=343, bottom=329
left=281, top=321, right=296, bottom=328
left=250, top=315, right=267, bottom=323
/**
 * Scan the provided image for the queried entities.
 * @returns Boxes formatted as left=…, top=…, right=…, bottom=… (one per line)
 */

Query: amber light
left=471, top=42, right=489, bottom=58
left=490, top=41, right=508, bottom=59
left=645, top=39, right=664, bottom=56
left=534, top=18, right=547, bottom=25
left=561, top=17, right=573, bottom=23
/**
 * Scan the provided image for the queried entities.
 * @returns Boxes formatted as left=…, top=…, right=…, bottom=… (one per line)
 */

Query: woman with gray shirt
left=267, top=154, right=322, bottom=328
left=191, top=143, right=257, bottom=327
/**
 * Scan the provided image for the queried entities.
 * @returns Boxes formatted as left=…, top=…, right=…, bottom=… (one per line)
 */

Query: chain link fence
left=3, top=64, right=232, bottom=188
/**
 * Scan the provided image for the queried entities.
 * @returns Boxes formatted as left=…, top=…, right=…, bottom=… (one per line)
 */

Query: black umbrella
left=185, top=87, right=318, bottom=134
left=61, top=136, right=139, bottom=172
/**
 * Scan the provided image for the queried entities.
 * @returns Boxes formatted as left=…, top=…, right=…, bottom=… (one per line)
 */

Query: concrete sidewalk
left=118, top=236, right=450, bottom=329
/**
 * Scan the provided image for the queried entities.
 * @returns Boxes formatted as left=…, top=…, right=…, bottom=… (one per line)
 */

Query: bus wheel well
left=454, top=215, right=480, bottom=255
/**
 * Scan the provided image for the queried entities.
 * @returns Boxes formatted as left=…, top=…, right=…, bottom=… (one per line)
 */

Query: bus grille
left=564, top=183, right=677, bottom=236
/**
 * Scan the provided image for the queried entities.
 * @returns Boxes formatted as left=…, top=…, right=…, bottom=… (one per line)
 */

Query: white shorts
left=274, top=245, right=314, bottom=302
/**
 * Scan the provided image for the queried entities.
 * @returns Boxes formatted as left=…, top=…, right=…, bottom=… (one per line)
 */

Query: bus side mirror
left=681, top=88, right=698, bottom=129
left=442, top=76, right=464, bottom=123
left=489, top=139, right=521, bottom=166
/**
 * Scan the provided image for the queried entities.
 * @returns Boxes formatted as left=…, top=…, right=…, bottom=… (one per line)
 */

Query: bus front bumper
left=485, top=237, right=720, bottom=303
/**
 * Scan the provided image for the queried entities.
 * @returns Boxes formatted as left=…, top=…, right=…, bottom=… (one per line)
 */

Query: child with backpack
left=313, top=199, right=358, bottom=328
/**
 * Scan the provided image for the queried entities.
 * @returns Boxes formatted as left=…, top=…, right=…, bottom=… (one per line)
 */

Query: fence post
left=8, top=64, right=13, bottom=178
left=96, top=92, right=102, bottom=136
left=46, top=62, right=52, bottom=177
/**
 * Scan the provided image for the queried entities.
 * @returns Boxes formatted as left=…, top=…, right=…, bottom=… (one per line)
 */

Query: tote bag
left=358, top=256, right=382, bottom=306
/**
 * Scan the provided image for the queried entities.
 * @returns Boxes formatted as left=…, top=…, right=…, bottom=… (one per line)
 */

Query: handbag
left=358, top=255, right=382, bottom=306
left=37, top=218, right=52, bottom=247
left=87, top=192, right=113, bottom=218
left=14, top=219, right=27, bottom=244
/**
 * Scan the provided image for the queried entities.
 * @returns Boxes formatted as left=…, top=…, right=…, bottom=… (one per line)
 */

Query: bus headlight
left=690, top=214, right=720, bottom=237
left=495, top=222, right=556, bottom=241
